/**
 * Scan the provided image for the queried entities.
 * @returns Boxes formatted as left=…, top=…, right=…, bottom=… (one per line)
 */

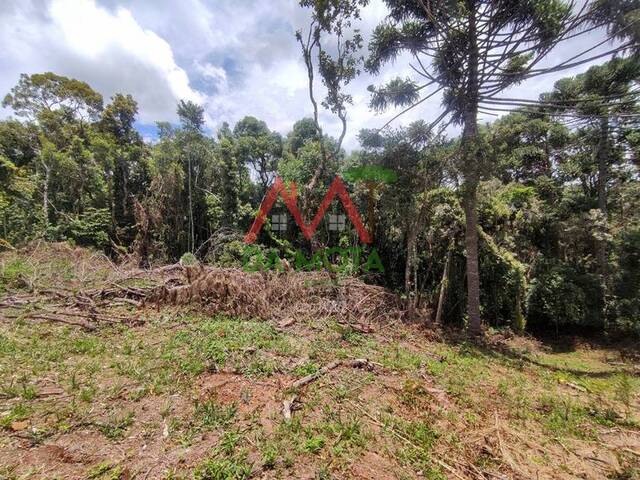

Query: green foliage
left=1, top=57, right=640, bottom=338
left=97, top=411, right=134, bottom=440
left=2, top=72, right=103, bottom=120
left=304, top=435, right=326, bottom=454
left=479, top=230, right=527, bottom=331
left=367, top=78, right=420, bottom=112
left=194, top=399, right=237, bottom=429
left=68, top=208, right=111, bottom=248
left=343, top=165, right=398, bottom=184
left=526, top=264, right=603, bottom=329
left=611, top=227, right=640, bottom=335
left=194, top=457, right=252, bottom=480
left=0, top=257, right=33, bottom=293
left=179, top=252, right=198, bottom=266
left=234, top=116, right=282, bottom=192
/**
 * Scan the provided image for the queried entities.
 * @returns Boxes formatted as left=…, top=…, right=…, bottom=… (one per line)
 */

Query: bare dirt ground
left=0, top=243, right=638, bottom=479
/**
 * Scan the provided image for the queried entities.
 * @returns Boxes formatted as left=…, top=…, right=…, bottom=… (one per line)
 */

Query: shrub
left=526, top=263, right=603, bottom=330
left=610, top=228, right=640, bottom=336
left=68, top=208, right=111, bottom=249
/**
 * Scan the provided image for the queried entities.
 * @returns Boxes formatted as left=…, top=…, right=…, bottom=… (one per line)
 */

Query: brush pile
left=0, top=243, right=407, bottom=331
left=147, top=266, right=406, bottom=329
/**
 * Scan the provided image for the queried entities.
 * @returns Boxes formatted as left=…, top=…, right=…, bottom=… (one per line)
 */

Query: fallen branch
left=288, top=358, right=373, bottom=390
left=4, top=312, right=96, bottom=331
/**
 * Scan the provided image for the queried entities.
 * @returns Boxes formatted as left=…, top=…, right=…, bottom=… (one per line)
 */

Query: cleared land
left=0, top=243, right=638, bottom=479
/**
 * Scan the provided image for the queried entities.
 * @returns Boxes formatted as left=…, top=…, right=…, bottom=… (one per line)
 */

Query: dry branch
left=288, top=358, right=374, bottom=390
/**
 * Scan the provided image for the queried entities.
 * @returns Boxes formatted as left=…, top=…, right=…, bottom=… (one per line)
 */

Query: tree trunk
left=42, top=162, right=50, bottom=229
left=404, top=199, right=430, bottom=297
left=596, top=115, right=609, bottom=278
left=464, top=179, right=481, bottom=335
left=188, top=152, right=194, bottom=253
left=366, top=181, right=376, bottom=244
left=435, top=241, right=453, bottom=325
left=405, top=227, right=417, bottom=293
left=596, top=114, right=610, bottom=331
left=463, top=3, right=482, bottom=336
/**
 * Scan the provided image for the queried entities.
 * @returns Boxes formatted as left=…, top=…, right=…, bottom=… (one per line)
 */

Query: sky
left=0, top=0, right=620, bottom=150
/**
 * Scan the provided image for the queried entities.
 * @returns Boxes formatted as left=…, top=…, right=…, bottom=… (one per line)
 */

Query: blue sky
left=0, top=0, right=619, bottom=149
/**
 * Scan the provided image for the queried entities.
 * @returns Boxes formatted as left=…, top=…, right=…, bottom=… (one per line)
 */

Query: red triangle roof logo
left=244, top=176, right=371, bottom=244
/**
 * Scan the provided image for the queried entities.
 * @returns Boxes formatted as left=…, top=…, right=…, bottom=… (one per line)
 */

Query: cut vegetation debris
left=0, top=243, right=639, bottom=479
left=0, top=242, right=403, bottom=334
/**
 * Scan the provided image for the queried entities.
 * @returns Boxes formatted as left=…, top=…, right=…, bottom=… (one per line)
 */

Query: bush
left=526, top=263, right=603, bottom=330
left=68, top=208, right=111, bottom=249
left=179, top=251, right=198, bottom=266
left=610, top=228, right=640, bottom=336
left=479, top=230, right=526, bottom=331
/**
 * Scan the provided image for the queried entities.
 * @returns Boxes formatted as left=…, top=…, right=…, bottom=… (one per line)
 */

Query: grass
left=97, top=411, right=135, bottom=440
left=87, top=462, right=126, bottom=480
left=166, top=316, right=293, bottom=377
left=193, top=456, right=253, bottom=480
left=0, top=245, right=638, bottom=479
left=0, top=257, right=33, bottom=292
left=194, top=399, right=237, bottom=429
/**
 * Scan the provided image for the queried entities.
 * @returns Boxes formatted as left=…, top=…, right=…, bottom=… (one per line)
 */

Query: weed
left=194, top=399, right=237, bottom=429
left=538, top=395, right=593, bottom=439
left=86, top=462, right=125, bottom=479
left=170, top=317, right=291, bottom=375
left=242, top=357, right=280, bottom=377
left=0, top=257, right=33, bottom=292
left=261, top=442, right=278, bottom=470
left=304, top=435, right=326, bottom=454
left=97, top=411, right=134, bottom=440
left=219, top=430, right=242, bottom=455
left=71, top=337, right=103, bottom=355
left=293, top=361, right=320, bottom=377
left=80, top=385, right=97, bottom=403
left=379, top=344, right=423, bottom=371
left=193, top=457, right=252, bottom=480
left=0, top=403, right=30, bottom=429
left=615, top=373, right=636, bottom=418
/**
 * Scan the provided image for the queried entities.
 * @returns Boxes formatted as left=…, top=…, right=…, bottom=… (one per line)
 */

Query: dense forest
left=1, top=0, right=639, bottom=339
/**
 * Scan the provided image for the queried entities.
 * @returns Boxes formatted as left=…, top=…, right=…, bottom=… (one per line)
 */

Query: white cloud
left=0, top=0, right=202, bottom=123
left=195, top=62, right=228, bottom=86
left=0, top=0, right=623, bottom=150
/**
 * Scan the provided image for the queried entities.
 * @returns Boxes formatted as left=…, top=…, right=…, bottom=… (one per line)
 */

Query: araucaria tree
left=365, top=0, right=623, bottom=334
left=546, top=57, right=640, bottom=285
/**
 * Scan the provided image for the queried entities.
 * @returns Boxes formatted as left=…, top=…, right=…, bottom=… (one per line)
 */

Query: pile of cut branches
left=147, top=266, right=406, bottom=330
left=1, top=249, right=406, bottom=331
left=0, top=289, right=144, bottom=331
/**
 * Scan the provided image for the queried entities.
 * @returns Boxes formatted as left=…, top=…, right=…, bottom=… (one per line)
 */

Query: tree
left=343, top=164, right=397, bottom=243
left=3, top=72, right=103, bottom=122
left=354, top=124, right=454, bottom=305
left=177, top=100, right=208, bottom=252
left=297, top=0, right=368, bottom=209
left=100, top=94, right=148, bottom=240
left=591, top=0, right=640, bottom=46
left=177, top=100, right=205, bottom=132
left=287, top=117, right=318, bottom=155
left=490, top=111, right=570, bottom=183
left=364, top=0, right=614, bottom=335
left=0, top=120, right=41, bottom=243
left=233, top=116, right=282, bottom=194
left=546, top=58, right=640, bottom=279
left=3, top=72, right=105, bottom=231
left=217, top=125, right=241, bottom=227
